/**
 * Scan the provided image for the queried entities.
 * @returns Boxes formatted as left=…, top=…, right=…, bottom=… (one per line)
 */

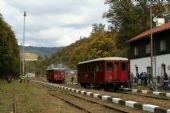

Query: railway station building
left=128, top=22, right=170, bottom=79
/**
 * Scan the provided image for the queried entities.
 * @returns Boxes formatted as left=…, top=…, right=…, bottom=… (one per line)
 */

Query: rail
left=47, top=86, right=127, bottom=113
left=13, top=87, right=16, bottom=113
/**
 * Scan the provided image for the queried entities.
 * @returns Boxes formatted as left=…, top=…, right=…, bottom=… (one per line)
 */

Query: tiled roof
left=128, top=22, right=170, bottom=42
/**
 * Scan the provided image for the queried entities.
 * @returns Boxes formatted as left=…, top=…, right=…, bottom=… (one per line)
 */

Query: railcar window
left=121, top=63, right=126, bottom=71
left=99, top=63, right=103, bottom=72
left=85, top=65, right=88, bottom=72
left=82, top=66, right=85, bottom=72
left=107, top=63, right=113, bottom=71
left=90, top=65, right=92, bottom=72
left=80, top=66, right=82, bottom=72
left=96, top=65, right=99, bottom=72
left=88, top=65, right=91, bottom=72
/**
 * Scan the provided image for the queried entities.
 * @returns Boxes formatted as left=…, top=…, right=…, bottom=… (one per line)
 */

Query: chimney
left=155, top=18, right=165, bottom=27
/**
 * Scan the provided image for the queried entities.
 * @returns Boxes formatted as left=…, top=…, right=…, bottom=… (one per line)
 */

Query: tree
left=92, top=23, right=105, bottom=33
left=0, top=14, right=20, bottom=78
left=165, top=1, right=170, bottom=21
left=86, top=31, right=117, bottom=59
left=104, top=0, right=166, bottom=56
left=44, top=24, right=117, bottom=69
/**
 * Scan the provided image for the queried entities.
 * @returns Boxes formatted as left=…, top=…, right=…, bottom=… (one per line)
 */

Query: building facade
left=129, top=22, right=170, bottom=79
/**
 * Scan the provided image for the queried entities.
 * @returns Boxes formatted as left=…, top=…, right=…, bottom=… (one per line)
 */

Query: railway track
left=118, top=91, right=170, bottom=101
left=32, top=80, right=170, bottom=112
left=48, top=87, right=128, bottom=113
left=12, top=87, right=16, bottom=113
left=50, top=93, right=92, bottom=113
left=61, top=83, right=170, bottom=109
left=64, top=83, right=170, bottom=101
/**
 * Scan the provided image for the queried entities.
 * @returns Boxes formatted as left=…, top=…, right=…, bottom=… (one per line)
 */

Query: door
left=161, top=63, right=166, bottom=77
left=114, top=63, right=119, bottom=80
left=106, top=62, right=114, bottom=81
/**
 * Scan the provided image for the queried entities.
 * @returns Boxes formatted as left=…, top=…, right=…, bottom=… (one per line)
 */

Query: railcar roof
left=46, top=68, right=65, bottom=71
left=78, top=57, right=128, bottom=64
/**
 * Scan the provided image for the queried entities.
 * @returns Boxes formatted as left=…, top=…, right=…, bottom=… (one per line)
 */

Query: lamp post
left=20, top=42, right=22, bottom=77
left=150, top=2, right=158, bottom=90
left=22, top=11, right=26, bottom=77
left=150, top=2, right=154, bottom=83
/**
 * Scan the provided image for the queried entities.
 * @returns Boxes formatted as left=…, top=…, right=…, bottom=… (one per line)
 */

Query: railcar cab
left=77, top=57, right=130, bottom=91
left=46, top=68, right=65, bottom=83
left=104, top=60, right=130, bottom=91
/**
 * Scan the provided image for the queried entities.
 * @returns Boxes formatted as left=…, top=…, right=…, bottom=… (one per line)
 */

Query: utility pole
left=150, top=2, right=153, bottom=83
left=22, top=11, right=26, bottom=77
left=20, top=42, right=22, bottom=77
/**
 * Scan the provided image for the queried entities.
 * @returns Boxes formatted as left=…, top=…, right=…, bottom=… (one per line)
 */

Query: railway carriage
left=77, top=57, right=130, bottom=91
left=46, top=68, right=65, bottom=83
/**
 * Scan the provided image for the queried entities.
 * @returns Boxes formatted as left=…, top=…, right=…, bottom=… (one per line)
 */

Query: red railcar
left=46, top=68, right=65, bottom=83
left=77, top=57, right=130, bottom=91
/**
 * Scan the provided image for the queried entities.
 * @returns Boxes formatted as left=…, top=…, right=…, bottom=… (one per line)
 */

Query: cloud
left=0, top=0, right=108, bottom=47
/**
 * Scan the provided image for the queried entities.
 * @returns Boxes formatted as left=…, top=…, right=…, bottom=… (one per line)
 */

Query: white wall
left=130, top=54, right=170, bottom=78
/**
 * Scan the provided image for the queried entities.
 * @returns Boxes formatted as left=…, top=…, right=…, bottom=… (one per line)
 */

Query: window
left=107, top=63, right=113, bottom=71
left=99, top=63, right=103, bottom=72
left=96, top=65, right=99, bottom=72
left=146, top=43, right=150, bottom=54
left=88, top=65, right=91, bottom=72
left=120, top=63, right=126, bottom=71
left=134, top=47, right=138, bottom=56
left=147, top=66, right=151, bottom=75
left=160, top=40, right=166, bottom=51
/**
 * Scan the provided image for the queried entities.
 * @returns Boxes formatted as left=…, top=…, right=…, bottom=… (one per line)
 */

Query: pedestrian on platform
left=71, top=77, right=74, bottom=84
left=163, top=73, right=169, bottom=90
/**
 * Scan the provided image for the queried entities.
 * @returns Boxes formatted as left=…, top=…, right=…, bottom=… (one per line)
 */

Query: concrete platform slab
left=112, top=98, right=122, bottom=104
left=132, top=89, right=137, bottom=93
left=125, top=101, right=138, bottom=108
left=143, top=104, right=158, bottom=112
left=141, top=90, right=148, bottom=94
left=153, top=92, right=160, bottom=95
left=166, top=93, right=170, bottom=97
left=81, top=91, right=86, bottom=95
left=93, top=93, right=100, bottom=98
left=86, top=92, right=93, bottom=96
left=102, top=95, right=110, bottom=100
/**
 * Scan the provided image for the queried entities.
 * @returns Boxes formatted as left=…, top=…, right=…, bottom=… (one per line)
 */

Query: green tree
left=86, top=29, right=117, bottom=59
left=92, top=23, right=105, bottom=33
left=165, top=1, right=170, bottom=21
left=0, top=14, right=20, bottom=78
left=104, top=0, right=166, bottom=56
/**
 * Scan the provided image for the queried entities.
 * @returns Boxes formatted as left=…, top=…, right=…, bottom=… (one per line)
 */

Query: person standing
left=163, top=73, right=169, bottom=90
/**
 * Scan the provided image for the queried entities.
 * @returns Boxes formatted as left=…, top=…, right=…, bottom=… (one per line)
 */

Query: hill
left=19, top=46, right=62, bottom=57
left=45, top=24, right=118, bottom=69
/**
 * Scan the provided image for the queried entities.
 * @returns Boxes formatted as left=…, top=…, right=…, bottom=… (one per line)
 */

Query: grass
left=0, top=79, right=87, bottom=113
left=0, top=80, right=14, bottom=113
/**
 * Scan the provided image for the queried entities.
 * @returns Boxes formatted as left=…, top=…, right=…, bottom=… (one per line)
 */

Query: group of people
left=5, top=75, right=30, bottom=83
left=130, top=72, right=169, bottom=90
left=130, top=72, right=151, bottom=86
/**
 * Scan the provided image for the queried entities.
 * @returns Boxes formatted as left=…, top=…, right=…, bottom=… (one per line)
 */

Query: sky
left=0, top=0, right=108, bottom=47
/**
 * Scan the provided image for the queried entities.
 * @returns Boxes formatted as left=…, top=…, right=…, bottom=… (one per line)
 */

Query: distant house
left=24, top=53, right=38, bottom=61
left=26, top=72, right=35, bottom=77
left=128, top=22, right=170, bottom=78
